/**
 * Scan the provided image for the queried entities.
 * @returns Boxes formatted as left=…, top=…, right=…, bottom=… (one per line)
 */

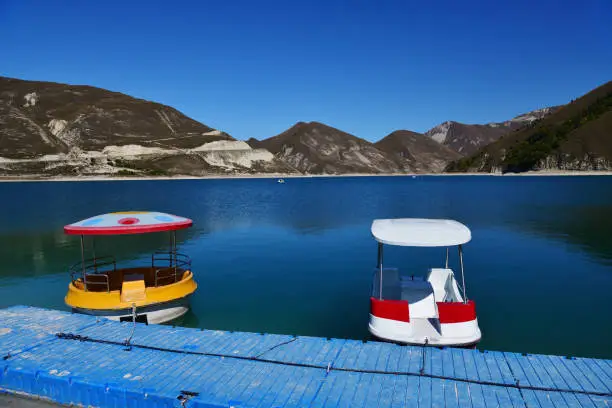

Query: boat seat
left=399, top=279, right=438, bottom=318
left=373, top=268, right=402, bottom=300
left=427, top=268, right=453, bottom=302
left=121, top=273, right=146, bottom=303
left=400, top=275, right=425, bottom=283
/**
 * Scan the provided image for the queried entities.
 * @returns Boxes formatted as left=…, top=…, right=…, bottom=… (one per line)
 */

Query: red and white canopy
left=64, top=211, right=193, bottom=236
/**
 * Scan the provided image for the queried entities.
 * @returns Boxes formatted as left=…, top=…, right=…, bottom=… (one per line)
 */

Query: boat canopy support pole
left=92, top=238, right=96, bottom=273
left=168, top=233, right=173, bottom=267
left=445, top=248, right=449, bottom=269
left=459, top=245, right=467, bottom=303
left=80, top=235, right=87, bottom=292
left=172, top=231, right=177, bottom=275
left=377, top=242, right=383, bottom=300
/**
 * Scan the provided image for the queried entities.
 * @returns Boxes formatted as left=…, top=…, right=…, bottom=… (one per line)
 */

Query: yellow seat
left=121, top=274, right=146, bottom=303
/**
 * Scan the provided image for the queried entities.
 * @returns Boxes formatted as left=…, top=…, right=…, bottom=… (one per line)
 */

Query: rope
left=54, top=332, right=611, bottom=398
left=123, top=304, right=137, bottom=350
left=252, top=337, right=297, bottom=359
left=420, top=338, right=429, bottom=375
left=177, top=390, right=199, bottom=407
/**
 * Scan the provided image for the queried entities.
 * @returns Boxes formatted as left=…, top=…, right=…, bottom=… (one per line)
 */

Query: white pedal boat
left=368, top=218, right=482, bottom=347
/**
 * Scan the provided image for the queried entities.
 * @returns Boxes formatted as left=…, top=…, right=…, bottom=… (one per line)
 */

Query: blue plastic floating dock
left=0, top=306, right=610, bottom=407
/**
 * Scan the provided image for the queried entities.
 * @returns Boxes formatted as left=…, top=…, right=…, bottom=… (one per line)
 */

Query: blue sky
left=1, top=0, right=611, bottom=141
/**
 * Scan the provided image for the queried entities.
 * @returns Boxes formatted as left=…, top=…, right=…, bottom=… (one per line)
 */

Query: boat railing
left=152, top=251, right=192, bottom=287
left=68, top=252, right=192, bottom=291
left=69, top=256, right=117, bottom=292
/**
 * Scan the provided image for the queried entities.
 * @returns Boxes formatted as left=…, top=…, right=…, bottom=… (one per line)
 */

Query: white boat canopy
left=371, top=218, right=471, bottom=247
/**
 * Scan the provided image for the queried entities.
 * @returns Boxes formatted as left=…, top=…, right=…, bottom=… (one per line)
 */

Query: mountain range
left=425, top=107, right=560, bottom=156
left=446, top=81, right=612, bottom=173
left=248, top=122, right=411, bottom=174
left=0, top=76, right=608, bottom=177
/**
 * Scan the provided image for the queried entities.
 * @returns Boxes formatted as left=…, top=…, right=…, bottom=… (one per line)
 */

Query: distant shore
left=1, top=170, right=611, bottom=182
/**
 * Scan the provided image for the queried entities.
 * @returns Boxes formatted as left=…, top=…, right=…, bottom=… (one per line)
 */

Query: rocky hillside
left=4, top=75, right=597, bottom=178
left=0, top=76, right=294, bottom=176
left=374, top=130, right=461, bottom=173
left=425, top=107, right=558, bottom=156
left=247, top=122, right=411, bottom=174
left=446, top=81, right=612, bottom=173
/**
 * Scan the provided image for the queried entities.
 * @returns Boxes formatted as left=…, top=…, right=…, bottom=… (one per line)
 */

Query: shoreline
left=1, top=170, right=611, bottom=182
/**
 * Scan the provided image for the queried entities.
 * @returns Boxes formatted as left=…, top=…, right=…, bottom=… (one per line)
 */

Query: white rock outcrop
left=102, top=145, right=174, bottom=157
left=23, top=92, right=39, bottom=107
left=190, top=140, right=251, bottom=152
left=47, top=119, right=68, bottom=136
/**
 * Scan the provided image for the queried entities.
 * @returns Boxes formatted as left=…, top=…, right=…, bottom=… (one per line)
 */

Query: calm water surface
left=0, top=176, right=611, bottom=359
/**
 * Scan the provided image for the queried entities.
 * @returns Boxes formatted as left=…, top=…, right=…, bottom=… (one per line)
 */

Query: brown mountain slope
left=446, top=81, right=612, bottom=173
left=0, top=76, right=293, bottom=176
left=424, top=107, right=559, bottom=156
left=0, top=76, right=235, bottom=159
left=248, top=122, right=409, bottom=174
left=374, top=130, right=461, bottom=172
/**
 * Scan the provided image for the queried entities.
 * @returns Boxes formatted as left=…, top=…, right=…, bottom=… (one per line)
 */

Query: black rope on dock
left=252, top=337, right=298, bottom=359
left=54, top=332, right=612, bottom=398
left=420, top=338, right=429, bottom=375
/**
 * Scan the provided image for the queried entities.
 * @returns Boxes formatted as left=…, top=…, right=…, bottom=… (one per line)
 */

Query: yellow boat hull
left=65, top=270, right=197, bottom=324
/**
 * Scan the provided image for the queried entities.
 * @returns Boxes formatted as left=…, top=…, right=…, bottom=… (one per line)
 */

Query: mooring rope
left=420, top=337, right=429, bottom=375
left=54, top=332, right=611, bottom=398
left=252, top=337, right=298, bottom=359
left=123, top=304, right=138, bottom=351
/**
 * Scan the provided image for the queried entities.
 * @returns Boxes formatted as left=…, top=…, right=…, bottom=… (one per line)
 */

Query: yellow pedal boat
left=64, top=211, right=197, bottom=324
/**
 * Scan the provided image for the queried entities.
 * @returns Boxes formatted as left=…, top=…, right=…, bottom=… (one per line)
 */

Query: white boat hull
left=369, top=314, right=481, bottom=346
left=72, top=297, right=190, bottom=325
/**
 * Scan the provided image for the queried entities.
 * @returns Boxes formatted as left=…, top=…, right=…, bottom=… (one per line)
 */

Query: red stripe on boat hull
left=370, top=297, right=410, bottom=322
left=437, top=300, right=477, bottom=323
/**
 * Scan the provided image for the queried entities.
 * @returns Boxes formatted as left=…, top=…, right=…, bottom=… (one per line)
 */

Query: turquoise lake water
left=0, top=176, right=610, bottom=359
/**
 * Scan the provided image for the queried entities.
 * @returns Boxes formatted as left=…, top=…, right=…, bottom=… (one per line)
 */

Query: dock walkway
left=0, top=306, right=610, bottom=407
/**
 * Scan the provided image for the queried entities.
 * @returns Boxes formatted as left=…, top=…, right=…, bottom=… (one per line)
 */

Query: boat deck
left=0, top=306, right=610, bottom=407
